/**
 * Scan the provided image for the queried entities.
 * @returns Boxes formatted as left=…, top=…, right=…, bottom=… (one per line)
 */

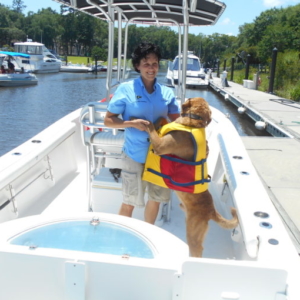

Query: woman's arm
left=104, top=111, right=150, bottom=131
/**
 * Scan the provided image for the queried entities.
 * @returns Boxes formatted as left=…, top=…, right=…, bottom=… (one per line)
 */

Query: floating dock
left=209, top=77, right=300, bottom=252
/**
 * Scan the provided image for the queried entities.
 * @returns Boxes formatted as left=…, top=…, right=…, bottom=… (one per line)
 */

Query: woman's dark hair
left=131, top=42, right=161, bottom=73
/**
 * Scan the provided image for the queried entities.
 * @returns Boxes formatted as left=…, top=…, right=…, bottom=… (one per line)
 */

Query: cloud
left=263, top=0, right=297, bottom=7
left=221, top=18, right=233, bottom=25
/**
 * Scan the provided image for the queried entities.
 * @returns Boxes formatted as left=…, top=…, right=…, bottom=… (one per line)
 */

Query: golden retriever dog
left=144, top=97, right=238, bottom=257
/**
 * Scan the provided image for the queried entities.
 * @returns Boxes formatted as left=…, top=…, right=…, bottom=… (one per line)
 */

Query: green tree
left=12, top=0, right=26, bottom=14
left=91, top=46, right=107, bottom=62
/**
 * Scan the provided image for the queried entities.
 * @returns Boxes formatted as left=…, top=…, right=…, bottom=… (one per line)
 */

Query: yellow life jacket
left=142, top=122, right=210, bottom=193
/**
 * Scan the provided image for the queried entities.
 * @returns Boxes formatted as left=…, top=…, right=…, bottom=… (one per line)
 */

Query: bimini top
left=0, top=51, right=30, bottom=58
left=53, top=0, right=226, bottom=26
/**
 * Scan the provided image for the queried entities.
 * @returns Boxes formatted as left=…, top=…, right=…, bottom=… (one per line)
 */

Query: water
left=10, top=220, right=154, bottom=258
left=0, top=71, right=268, bottom=157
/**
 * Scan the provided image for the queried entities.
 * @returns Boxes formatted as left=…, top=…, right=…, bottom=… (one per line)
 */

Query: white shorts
left=121, top=153, right=171, bottom=208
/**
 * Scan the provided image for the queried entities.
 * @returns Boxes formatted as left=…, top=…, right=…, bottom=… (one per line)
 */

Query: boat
left=166, top=51, right=209, bottom=88
left=0, top=1, right=299, bottom=300
left=60, top=63, right=92, bottom=73
left=13, top=41, right=62, bottom=73
left=91, top=64, right=108, bottom=72
left=0, top=51, right=38, bottom=87
left=112, top=65, right=132, bottom=72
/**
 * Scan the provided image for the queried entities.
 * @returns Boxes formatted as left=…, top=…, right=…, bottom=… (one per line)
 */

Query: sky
left=1, top=0, right=299, bottom=36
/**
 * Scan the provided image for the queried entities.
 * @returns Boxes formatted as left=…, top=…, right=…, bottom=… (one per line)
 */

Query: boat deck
left=209, top=76, right=300, bottom=252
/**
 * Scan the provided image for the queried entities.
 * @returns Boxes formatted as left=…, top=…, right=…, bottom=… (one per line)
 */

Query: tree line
left=1, top=2, right=299, bottom=62
left=1, top=1, right=300, bottom=99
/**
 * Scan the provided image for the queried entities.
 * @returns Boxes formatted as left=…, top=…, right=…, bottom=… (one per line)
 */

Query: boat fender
left=238, top=107, right=246, bottom=114
left=255, top=121, right=266, bottom=130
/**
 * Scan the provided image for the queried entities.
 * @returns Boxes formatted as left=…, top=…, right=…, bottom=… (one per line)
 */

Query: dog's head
left=176, top=97, right=212, bottom=128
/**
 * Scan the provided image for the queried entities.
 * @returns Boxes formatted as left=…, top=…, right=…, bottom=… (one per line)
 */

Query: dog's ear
left=181, top=98, right=191, bottom=112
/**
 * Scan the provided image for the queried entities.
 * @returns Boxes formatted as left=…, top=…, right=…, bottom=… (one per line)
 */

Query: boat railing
left=80, top=101, right=125, bottom=210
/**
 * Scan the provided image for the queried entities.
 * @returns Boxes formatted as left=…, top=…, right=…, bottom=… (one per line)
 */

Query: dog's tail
left=212, top=207, right=238, bottom=229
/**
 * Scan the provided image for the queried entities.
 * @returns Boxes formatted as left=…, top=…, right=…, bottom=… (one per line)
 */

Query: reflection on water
left=0, top=71, right=269, bottom=157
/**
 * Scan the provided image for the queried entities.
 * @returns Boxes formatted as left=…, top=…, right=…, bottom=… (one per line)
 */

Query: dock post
left=245, top=54, right=250, bottom=79
left=230, top=57, right=235, bottom=81
left=223, top=59, right=227, bottom=71
left=94, top=55, right=98, bottom=75
left=268, top=47, right=278, bottom=94
left=217, top=59, right=220, bottom=77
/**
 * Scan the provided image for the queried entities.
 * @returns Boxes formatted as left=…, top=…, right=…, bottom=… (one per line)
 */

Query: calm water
left=0, top=71, right=268, bottom=157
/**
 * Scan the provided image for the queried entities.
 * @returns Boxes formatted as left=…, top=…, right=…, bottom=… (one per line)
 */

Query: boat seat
left=80, top=100, right=124, bottom=164
left=80, top=100, right=124, bottom=156
left=84, top=130, right=124, bottom=154
left=80, top=101, right=125, bottom=209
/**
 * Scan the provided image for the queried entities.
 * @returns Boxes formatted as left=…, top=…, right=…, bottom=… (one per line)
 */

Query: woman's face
left=136, top=53, right=159, bottom=83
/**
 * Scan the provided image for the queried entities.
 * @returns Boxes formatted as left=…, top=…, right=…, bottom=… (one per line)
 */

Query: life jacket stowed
left=142, top=123, right=210, bottom=193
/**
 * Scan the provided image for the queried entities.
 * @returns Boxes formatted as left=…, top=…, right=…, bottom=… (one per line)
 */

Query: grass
left=229, top=67, right=300, bottom=101
left=64, top=56, right=132, bottom=67
left=63, top=56, right=169, bottom=70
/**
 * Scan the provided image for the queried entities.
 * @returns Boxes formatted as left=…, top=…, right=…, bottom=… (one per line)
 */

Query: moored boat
left=0, top=1, right=299, bottom=300
left=60, top=63, right=92, bottom=73
left=14, top=41, right=62, bottom=73
left=0, top=51, right=38, bottom=87
left=167, top=51, right=209, bottom=88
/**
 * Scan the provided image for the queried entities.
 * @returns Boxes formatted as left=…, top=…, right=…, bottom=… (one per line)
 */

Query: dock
left=209, top=77, right=300, bottom=253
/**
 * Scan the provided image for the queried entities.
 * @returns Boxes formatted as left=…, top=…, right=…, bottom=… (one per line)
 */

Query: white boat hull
left=166, top=53, right=209, bottom=88
left=34, top=62, right=61, bottom=73
left=0, top=73, right=38, bottom=86
left=0, top=104, right=299, bottom=300
left=60, top=65, right=92, bottom=73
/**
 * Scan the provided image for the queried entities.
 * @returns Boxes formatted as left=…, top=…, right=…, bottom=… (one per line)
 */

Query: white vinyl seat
left=80, top=101, right=124, bottom=158
left=84, top=130, right=124, bottom=154
left=80, top=101, right=124, bottom=210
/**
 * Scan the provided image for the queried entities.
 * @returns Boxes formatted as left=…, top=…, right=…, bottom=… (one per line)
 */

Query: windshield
left=14, top=45, right=43, bottom=55
left=173, top=57, right=201, bottom=71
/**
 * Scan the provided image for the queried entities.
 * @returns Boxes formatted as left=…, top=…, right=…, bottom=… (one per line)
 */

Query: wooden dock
left=209, top=77, right=300, bottom=253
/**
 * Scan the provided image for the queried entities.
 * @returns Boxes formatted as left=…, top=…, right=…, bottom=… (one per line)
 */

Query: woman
left=104, top=42, right=180, bottom=224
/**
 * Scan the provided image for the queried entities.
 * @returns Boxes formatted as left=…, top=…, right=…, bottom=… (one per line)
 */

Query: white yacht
left=167, top=51, right=209, bottom=88
left=14, top=41, right=62, bottom=73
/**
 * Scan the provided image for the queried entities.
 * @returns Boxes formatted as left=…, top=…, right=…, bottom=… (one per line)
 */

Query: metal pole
left=106, top=1, right=114, bottom=101
left=181, top=0, right=189, bottom=103
left=268, top=47, right=278, bottom=94
left=94, top=55, right=98, bottom=75
left=230, top=57, right=235, bottom=81
left=117, top=12, right=122, bottom=82
left=245, top=54, right=250, bottom=79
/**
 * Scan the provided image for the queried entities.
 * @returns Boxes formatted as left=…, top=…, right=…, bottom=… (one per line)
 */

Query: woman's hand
left=130, top=118, right=150, bottom=131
